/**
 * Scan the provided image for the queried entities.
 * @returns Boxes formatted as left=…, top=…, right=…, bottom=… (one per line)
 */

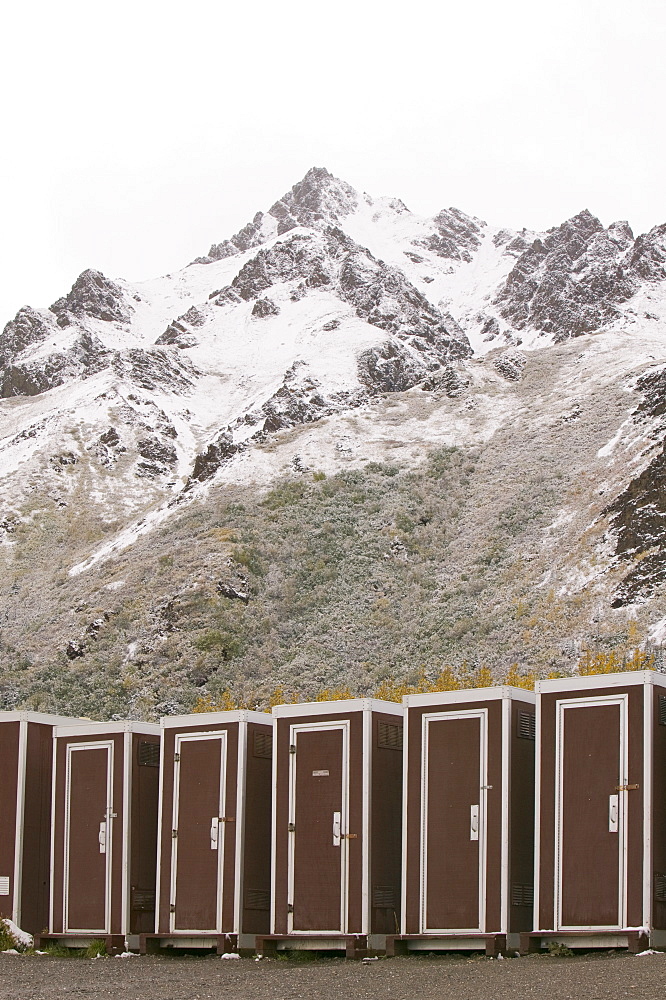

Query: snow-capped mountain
left=2, top=167, right=666, bottom=718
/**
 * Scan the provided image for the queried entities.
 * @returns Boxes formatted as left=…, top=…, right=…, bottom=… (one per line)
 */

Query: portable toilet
left=258, top=698, right=404, bottom=958
left=391, top=686, right=536, bottom=956
left=147, top=710, right=273, bottom=954
left=36, top=720, right=160, bottom=954
left=526, top=670, right=666, bottom=953
left=0, top=712, right=85, bottom=936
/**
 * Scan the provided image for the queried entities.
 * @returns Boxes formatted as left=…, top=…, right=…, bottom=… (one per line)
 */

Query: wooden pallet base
left=139, top=933, right=239, bottom=955
left=520, top=930, right=650, bottom=954
left=33, top=934, right=126, bottom=955
left=255, top=934, right=371, bottom=959
left=386, top=934, right=507, bottom=957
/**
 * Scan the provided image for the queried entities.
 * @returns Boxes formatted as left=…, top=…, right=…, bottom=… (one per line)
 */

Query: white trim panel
left=420, top=709, right=488, bottom=935
left=170, top=730, right=227, bottom=934
left=274, top=699, right=402, bottom=719
left=554, top=694, right=628, bottom=932
left=405, top=686, right=535, bottom=709
left=288, top=721, right=350, bottom=935
left=64, top=740, right=114, bottom=935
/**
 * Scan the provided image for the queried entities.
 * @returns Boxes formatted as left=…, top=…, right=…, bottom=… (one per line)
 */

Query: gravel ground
left=1, top=951, right=666, bottom=1000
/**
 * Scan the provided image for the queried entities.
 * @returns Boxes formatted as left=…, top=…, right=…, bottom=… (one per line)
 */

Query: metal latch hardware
left=344, top=833, right=358, bottom=839
left=169, top=903, right=176, bottom=913
left=288, top=822, right=296, bottom=832
left=289, top=744, right=297, bottom=754
left=172, top=829, right=178, bottom=839
left=615, top=783, right=640, bottom=791
left=481, top=785, right=493, bottom=791
left=174, top=753, right=180, bottom=762
left=220, top=816, right=235, bottom=823
left=287, top=904, right=294, bottom=914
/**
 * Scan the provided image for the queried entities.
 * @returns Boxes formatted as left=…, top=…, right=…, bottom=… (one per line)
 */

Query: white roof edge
left=54, top=721, right=161, bottom=737
left=0, top=712, right=90, bottom=726
left=272, top=698, right=403, bottom=718
left=403, top=685, right=536, bottom=708
left=161, top=709, right=272, bottom=728
left=535, top=670, right=666, bottom=694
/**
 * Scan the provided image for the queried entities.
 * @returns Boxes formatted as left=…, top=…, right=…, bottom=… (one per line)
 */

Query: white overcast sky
left=1, top=0, right=665, bottom=325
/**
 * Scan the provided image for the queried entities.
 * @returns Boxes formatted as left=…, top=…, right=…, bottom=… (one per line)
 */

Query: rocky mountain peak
left=268, top=166, right=358, bottom=229
left=50, top=269, right=132, bottom=328
left=200, top=168, right=359, bottom=264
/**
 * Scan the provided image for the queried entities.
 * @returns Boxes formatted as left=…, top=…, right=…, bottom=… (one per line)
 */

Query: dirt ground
left=1, top=951, right=666, bottom=1000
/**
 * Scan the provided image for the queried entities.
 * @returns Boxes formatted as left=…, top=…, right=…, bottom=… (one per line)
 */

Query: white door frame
left=420, top=709, right=488, bottom=934
left=554, top=694, right=628, bottom=932
left=64, top=740, right=114, bottom=934
left=170, top=731, right=227, bottom=933
left=288, top=721, right=350, bottom=934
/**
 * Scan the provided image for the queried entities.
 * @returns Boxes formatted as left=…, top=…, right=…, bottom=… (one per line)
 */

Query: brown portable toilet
left=526, top=669, right=666, bottom=953
left=258, top=698, right=403, bottom=958
left=390, top=686, right=536, bottom=956
left=0, top=712, right=85, bottom=936
left=36, top=720, right=161, bottom=954
left=145, top=710, right=273, bottom=954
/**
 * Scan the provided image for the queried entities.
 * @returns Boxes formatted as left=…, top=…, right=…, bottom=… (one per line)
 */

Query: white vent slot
left=0, top=877, right=10, bottom=895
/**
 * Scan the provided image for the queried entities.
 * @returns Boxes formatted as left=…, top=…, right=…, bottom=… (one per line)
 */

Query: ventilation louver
left=253, top=730, right=273, bottom=759
left=138, top=742, right=160, bottom=767
left=655, top=873, right=666, bottom=903
left=372, top=885, right=395, bottom=908
left=659, top=697, right=666, bottom=726
left=518, top=712, right=536, bottom=740
left=245, top=888, right=270, bottom=910
left=131, top=889, right=156, bottom=910
left=511, top=883, right=534, bottom=907
left=377, top=721, right=403, bottom=750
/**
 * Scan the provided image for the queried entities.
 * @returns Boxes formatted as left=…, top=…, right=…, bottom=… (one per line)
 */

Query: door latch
left=332, top=811, right=341, bottom=847
left=470, top=804, right=479, bottom=841
left=609, top=793, right=619, bottom=832
left=615, top=783, right=639, bottom=791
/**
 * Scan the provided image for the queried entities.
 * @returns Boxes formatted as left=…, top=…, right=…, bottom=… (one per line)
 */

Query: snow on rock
left=1, top=919, right=33, bottom=949
left=2, top=165, right=666, bottom=592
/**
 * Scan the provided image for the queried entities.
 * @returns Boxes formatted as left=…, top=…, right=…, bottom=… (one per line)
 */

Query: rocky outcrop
left=223, top=227, right=470, bottom=395
left=155, top=306, right=205, bottom=348
left=199, top=167, right=358, bottom=264
left=415, top=207, right=486, bottom=262
left=606, top=367, right=666, bottom=605
left=50, top=269, right=131, bottom=327
left=252, top=297, right=280, bottom=318
left=630, top=223, right=666, bottom=281
left=0, top=307, right=57, bottom=367
left=1, top=331, right=109, bottom=397
left=494, top=349, right=527, bottom=381
left=495, top=210, right=640, bottom=341
left=268, top=166, right=358, bottom=229
left=111, top=348, right=200, bottom=393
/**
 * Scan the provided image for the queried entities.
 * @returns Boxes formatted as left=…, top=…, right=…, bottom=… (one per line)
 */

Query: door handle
left=609, top=794, right=619, bottom=833
left=210, top=816, right=219, bottom=850
left=470, top=804, right=479, bottom=841
left=332, top=811, right=341, bottom=847
left=98, top=821, right=106, bottom=854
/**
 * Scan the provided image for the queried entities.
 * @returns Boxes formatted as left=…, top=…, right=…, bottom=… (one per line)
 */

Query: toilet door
left=421, top=710, right=488, bottom=933
left=64, top=742, right=114, bottom=933
left=171, top=732, right=227, bottom=932
left=555, top=696, right=627, bottom=930
left=288, top=723, right=349, bottom=933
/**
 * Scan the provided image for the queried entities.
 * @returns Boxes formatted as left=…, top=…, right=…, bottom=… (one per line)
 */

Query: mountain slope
left=2, top=167, right=666, bottom=717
